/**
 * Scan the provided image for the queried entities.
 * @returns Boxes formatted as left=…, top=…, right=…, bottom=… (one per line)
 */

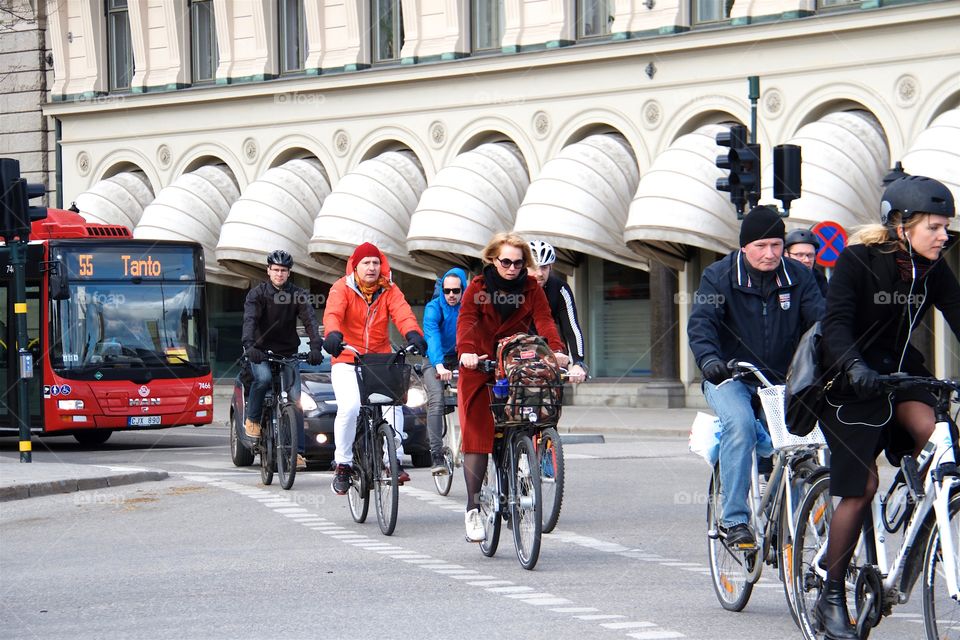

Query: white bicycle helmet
left=529, top=240, right=556, bottom=267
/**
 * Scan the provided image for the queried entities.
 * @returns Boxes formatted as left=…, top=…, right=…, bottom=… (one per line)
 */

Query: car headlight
left=300, top=394, right=318, bottom=412
left=405, top=387, right=426, bottom=408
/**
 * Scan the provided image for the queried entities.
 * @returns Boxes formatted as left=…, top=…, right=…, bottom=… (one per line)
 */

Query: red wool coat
left=456, top=273, right=564, bottom=454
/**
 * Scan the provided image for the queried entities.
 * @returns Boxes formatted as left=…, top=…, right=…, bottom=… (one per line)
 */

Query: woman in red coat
left=457, top=232, right=567, bottom=542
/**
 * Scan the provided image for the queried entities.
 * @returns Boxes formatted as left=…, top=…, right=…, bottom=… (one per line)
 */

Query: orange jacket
left=322, top=252, right=422, bottom=365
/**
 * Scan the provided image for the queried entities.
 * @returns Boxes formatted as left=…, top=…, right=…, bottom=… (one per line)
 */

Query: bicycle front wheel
left=922, top=489, right=960, bottom=640
left=706, top=463, right=753, bottom=611
left=791, top=473, right=833, bottom=640
left=259, top=409, right=274, bottom=486
left=375, top=421, right=400, bottom=536
left=537, top=427, right=565, bottom=533
left=433, top=445, right=454, bottom=496
left=276, top=404, right=298, bottom=490
left=511, top=434, right=542, bottom=570
left=479, top=453, right=501, bottom=557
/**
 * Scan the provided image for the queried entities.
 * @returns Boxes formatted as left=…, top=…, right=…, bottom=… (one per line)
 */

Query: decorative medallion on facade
left=764, top=89, right=784, bottom=119
left=642, top=100, right=662, bottom=129
left=333, top=130, right=351, bottom=157
left=157, top=144, right=172, bottom=168
left=533, top=111, right=550, bottom=139
left=242, top=138, right=259, bottom=164
left=77, top=152, right=91, bottom=176
left=429, top=121, right=446, bottom=148
left=895, top=75, right=919, bottom=107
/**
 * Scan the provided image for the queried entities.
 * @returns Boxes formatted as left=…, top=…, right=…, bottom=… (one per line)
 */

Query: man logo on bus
left=138, top=385, right=150, bottom=397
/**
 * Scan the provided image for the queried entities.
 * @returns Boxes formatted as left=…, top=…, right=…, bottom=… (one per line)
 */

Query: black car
left=229, top=347, right=431, bottom=469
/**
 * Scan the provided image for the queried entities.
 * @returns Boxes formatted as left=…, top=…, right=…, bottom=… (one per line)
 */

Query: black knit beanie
left=739, top=205, right=785, bottom=247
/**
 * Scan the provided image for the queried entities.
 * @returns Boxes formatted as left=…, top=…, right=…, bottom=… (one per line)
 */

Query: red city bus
left=1, top=209, right=213, bottom=444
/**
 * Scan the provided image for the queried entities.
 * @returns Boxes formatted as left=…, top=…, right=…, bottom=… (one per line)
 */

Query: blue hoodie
left=423, top=267, right=468, bottom=367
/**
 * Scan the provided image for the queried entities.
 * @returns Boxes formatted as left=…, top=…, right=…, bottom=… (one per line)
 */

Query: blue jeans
left=246, top=360, right=305, bottom=454
left=703, top=378, right=768, bottom=528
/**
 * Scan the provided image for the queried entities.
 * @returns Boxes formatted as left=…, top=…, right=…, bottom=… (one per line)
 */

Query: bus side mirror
left=49, top=259, right=69, bottom=300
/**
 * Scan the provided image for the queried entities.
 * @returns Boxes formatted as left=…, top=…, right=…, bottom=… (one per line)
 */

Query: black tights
left=464, top=452, right=488, bottom=512
left=824, top=400, right=935, bottom=581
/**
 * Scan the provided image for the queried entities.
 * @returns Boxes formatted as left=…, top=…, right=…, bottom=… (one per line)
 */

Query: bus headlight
left=405, top=387, right=426, bottom=408
left=198, top=395, right=212, bottom=405
left=58, top=400, right=85, bottom=410
left=300, top=394, right=318, bottom=412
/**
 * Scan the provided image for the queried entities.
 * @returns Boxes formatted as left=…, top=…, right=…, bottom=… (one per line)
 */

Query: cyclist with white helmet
left=528, top=240, right=587, bottom=383
left=241, top=250, right=324, bottom=470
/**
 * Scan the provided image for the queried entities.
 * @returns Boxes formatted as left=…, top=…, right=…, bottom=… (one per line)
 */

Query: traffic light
left=1, top=158, right=47, bottom=241
left=715, top=125, right=761, bottom=217
left=773, top=144, right=802, bottom=213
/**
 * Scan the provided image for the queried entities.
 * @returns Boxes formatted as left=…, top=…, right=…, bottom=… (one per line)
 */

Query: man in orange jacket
left=323, top=242, right=428, bottom=495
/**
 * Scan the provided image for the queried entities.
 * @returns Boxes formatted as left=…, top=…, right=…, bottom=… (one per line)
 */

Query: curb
left=0, top=470, right=169, bottom=502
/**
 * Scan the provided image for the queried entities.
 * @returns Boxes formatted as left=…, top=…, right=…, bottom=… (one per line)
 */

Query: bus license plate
left=128, top=416, right=161, bottom=426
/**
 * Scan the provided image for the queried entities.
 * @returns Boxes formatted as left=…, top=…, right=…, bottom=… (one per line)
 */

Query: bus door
left=0, top=246, right=44, bottom=431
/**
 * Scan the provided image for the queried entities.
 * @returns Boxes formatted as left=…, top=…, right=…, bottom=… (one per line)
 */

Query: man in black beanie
left=687, top=205, right=824, bottom=548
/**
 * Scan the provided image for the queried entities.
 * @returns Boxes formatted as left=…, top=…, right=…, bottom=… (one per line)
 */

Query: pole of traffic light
left=748, top=77, right=759, bottom=145
left=11, top=238, right=32, bottom=462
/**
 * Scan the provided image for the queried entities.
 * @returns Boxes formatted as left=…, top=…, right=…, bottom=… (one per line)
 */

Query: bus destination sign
left=59, top=246, right=197, bottom=281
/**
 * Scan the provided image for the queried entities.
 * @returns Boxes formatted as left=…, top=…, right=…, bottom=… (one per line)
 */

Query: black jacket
left=822, top=243, right=960, bottom=376
left=688, top=251, right=825, bottom=383
left=241, top=281, right=322, bottom=356
left=531, top=274, right=586, bottom=365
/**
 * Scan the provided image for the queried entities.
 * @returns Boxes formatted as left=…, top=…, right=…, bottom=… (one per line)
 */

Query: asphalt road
left=0, top=424, right=925, bottom=640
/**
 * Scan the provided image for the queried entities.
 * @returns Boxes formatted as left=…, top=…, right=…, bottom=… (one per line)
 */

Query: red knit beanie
left=350, top=242, right=382, bottom=265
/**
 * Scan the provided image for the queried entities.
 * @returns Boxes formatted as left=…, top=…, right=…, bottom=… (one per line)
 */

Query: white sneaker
left=464, top=508, right=485, bottom=542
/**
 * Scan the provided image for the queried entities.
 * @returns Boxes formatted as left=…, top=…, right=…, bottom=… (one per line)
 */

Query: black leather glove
left=246, top=346, right=265, bottom=365
left=702, top=359, right=731, bottom=385
left=322, top=331, right=344, bottom=357
left=405, top=331, right=428, bottom=355
left=845, top=359, right=880, bottom=398
left=308, top=345, right=324, bottom=366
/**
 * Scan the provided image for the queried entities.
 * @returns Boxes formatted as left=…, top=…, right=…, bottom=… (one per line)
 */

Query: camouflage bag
left=492, top=333, right=563, bottom=424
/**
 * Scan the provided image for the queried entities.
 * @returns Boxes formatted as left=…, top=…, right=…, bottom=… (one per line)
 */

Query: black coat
left=241, top=281, right=322, bottom=356
left=688, top=251, right=825, bottom=383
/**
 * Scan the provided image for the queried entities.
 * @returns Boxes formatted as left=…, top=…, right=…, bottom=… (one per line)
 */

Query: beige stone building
left=6, top=0, right=960, bottom=404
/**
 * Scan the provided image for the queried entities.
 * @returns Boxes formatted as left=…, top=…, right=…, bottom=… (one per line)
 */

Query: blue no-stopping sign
left=812, top=221, right=847, bottom=268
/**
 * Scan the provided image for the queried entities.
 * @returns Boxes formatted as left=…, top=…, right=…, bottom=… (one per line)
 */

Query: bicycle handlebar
left=876, top=373, right=960, bottom=394
left=724, top=359, right=777, bottom=389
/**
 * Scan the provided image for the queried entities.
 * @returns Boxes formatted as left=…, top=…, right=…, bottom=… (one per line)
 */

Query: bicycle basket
left=356, top=352, right=412, bottom=404
left=758, top=384, right=826, bottom=449
left=487, top=382, right=563, bottom=426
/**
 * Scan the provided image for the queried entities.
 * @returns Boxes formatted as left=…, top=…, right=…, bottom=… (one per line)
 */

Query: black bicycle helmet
left=266, top=249, right=294, bottom=269
left=784, top=228, right=820, bottom=251
left=880, top=175, right=955, bottom=226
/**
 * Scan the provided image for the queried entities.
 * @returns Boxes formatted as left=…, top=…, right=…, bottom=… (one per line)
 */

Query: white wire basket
left=758, top=384, right=826, bottom=450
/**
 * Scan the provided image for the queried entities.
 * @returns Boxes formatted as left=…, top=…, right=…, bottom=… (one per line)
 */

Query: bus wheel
left=74, top=431, right=112, bottom=445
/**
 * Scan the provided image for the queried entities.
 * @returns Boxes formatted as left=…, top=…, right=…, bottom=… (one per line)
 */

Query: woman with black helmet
left=784, top=227, right=829, bottom=297
left=814, top=176, right=960, bottom=639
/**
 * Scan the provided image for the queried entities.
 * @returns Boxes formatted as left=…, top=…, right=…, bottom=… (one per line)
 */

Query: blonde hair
left=848, top=211, right=926, bottom=252
left=482, top=232, right=534, bottom=268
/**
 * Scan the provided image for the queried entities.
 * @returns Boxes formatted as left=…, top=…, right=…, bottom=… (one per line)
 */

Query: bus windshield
left=49, top=244, right=208, bottom=377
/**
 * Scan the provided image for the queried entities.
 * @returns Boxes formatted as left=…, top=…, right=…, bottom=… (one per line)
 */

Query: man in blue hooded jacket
left=422, top=267, right=468, bottom=475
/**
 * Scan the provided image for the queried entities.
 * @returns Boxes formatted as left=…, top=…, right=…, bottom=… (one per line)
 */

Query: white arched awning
left=902, top=107, right=960, bottom=231
left=407, top=142, right=528, bottom=272
left=514, top=134, right=645, bottom=271
left=74, top=171, right=154, bottom=230
left=308, top=150, right=433, bottom=279
left=625, top=124, right=740, bottom=269
left=135, top=164, right=247, bottom=287
left=763, top=110, right=889, bottom=232
left=216, top=158, right=337, bottom=283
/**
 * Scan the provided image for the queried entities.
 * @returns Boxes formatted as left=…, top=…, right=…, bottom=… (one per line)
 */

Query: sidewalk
left=0, top=457, right=168, bottom=502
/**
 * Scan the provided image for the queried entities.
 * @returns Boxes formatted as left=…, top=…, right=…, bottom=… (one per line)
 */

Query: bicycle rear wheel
left=706, top=463, right=753, bottom=611
left=276, top=404, right=298, bottom=490
left=537, top=427, right=565, bottom=533
left=375, top=421, right=400, bottom=536
left=791, top=473, right=833, bottom=639
left=433, top=445, right=454, bottom=496
left=479, top=453, right=501, bottom=557
left=348, top=422, right=369, bottom=523
left=922, top=489, right=960, bottom=640
left=259, top=408, right=274, bottom=486
left=511, top=434, right=542, bottom=570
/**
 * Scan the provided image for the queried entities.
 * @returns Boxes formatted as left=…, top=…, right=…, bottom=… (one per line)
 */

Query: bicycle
left=253, top=351, right=307, bottom=490
left=432, top=370, right=460, bottom=497
left=342, top=344, right=413, bottom=537
left=791, top=374, right=960, bottom=640
left=704, top=360, right=828, bottom=617
left=475, top=359, right=563, bottom=570
left=535, top=424, right=564, bottom=533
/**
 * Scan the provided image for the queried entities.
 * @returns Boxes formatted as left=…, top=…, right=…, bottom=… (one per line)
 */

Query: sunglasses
left=443, top=288, right=462, bottom=295
left=496, top=258, right=525, bottom=269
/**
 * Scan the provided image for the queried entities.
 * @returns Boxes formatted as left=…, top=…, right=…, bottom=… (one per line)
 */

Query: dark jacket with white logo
left=241, top=281, right=321, bottom=356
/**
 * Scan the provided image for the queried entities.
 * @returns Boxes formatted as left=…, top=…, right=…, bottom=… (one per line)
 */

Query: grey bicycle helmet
left=528, top=240, right=556, bottom=267
left=266, top=249, right=294, bottom=269
left=880, top=176, right=955, bottom=226
left=784, top=228, right=820, bottom=251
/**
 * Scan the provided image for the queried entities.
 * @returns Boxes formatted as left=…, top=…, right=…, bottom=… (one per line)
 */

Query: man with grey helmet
left=784, top=227, right=829, bottom=296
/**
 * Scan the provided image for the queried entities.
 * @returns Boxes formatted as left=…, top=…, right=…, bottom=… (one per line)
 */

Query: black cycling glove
left=845, top=359, right=880, bottom=398
left=702, top=359, right=731, bottom=385
left=246, top=346, right=265, bottom=365
left=405, top=331, right=428, bottom=355
left=323, top=331, right=344, bottom=357
left=308, top=345, right=324, bottom=366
